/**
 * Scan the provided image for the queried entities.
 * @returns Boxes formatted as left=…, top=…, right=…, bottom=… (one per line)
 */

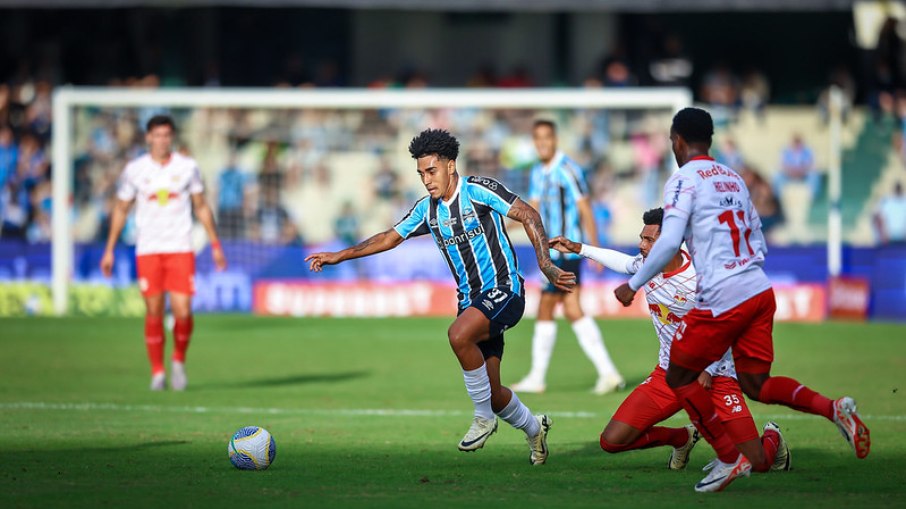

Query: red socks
left=173, top=315, right=194, bottom=363
left=672, top=381, right=739, bottom=464
left=145, top=315, right=165, bottom=375
left=758, top=376, right=834, bottom=420
left=600, top=426, right=690, bottom=453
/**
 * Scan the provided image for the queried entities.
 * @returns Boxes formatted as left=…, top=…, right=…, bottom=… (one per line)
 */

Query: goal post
left=51, top=87, right=693, bottom=315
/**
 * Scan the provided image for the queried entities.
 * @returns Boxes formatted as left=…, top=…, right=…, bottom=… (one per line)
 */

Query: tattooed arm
left=507, top=198, right=576, bottom=292
left=305, top=228, right=404, bottom=272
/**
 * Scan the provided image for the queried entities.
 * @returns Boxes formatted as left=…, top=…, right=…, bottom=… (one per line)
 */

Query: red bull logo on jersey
left=674, top=292, right=688, bottom=304
left=649, top=303, right=682, bottom=325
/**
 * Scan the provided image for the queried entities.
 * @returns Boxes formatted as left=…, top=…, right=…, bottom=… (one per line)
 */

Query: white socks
left=462, top=363, right=495, bottom=420
left=572, top=315, right=620, bottom=378
left=526, top=320, right=557, bottom=382
left=497, top=392, right=541, bottom=437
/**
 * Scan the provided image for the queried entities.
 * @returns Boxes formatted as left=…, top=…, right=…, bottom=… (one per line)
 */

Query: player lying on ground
left=306, top=129, right=575, bottom=464
left=550, top=208, right=790, bottom=473
left=614, top=107, right=870, bottom=492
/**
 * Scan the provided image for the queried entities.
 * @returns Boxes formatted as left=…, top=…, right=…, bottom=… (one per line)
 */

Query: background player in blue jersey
left=512, top=120, right=624, bottom=395
left=305, top=129, right=575, bottom=465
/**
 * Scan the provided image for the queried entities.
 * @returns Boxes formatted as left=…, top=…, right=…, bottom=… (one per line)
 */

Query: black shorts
left=542, top=257, right=582, bottom=294
left=458, top=287, right=525, bottom=360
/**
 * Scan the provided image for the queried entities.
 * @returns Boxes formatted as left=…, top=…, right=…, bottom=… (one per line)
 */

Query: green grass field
left=1, top=316, right=904, bottom=508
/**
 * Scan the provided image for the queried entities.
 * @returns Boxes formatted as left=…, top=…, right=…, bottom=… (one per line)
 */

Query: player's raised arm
left=551, top=236, right=637, bottom=275
left=507, top=198, right=576, bottom=292
left=305, top=228, right=404, bottom=272
left=191, top=192, right=227, bottom=271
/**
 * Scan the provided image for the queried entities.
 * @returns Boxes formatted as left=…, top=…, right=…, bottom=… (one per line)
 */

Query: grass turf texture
left=1, top=316, right=904, bottom=508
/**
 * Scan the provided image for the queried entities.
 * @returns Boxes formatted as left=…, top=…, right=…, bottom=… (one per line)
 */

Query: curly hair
left=408, top=129, right=460, bottom=161
left=642, top=207, right=664, bottom=229
left=671, top=107, right=713, bottom=145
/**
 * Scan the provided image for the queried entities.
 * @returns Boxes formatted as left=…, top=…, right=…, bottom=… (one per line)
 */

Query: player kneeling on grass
left=614, top=108, right=869, bottom=493
left=550, top=208, right=790, bottom=473
left=306, top=129, right=574, bottom=464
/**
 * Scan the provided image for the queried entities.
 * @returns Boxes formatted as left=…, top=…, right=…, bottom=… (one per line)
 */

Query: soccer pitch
left=1, top=316, right=903, bottom=508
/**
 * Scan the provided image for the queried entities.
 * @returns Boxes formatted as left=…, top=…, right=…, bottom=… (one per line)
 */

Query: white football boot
left=527, top=414, right=553, bottom=465
left=511, top=376, right=546, bottom=394
left=832, top=397, right=870, bottom=459
left=763, top=421, right=792, bottom=471
left=458, top=417, right=498, bottom=452
left=694, top=454, right=751, bottom=493
left=593, top=373, right=626, bottom=395
left=667, top=424, right=701, bottom=470
left=150, top=372, right=166, bottom=391
left=170, top=361, right=187, bottom=391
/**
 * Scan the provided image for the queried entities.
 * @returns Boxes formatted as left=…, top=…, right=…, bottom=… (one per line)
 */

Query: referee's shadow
left=193, top=370, right=371, bottom=390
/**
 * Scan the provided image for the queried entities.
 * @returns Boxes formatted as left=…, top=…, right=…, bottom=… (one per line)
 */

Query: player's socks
left=723, top=418, right=778, bottom=472
left=145, top=314, right=165, bottom=375
left=463, top=363, right=495, bottom=420
left=673, top=381, right=739, bottom=464
left=600, top=426, right=689, bottom=453
left=496, top=392, right=541, bottom=437
left=172, top=315, right=194, bottom=363
left=572, top=315, right=621, bottom=379
left=526, top=320, right=556, bottom=383
left=758, top=376, right=834, bottom=420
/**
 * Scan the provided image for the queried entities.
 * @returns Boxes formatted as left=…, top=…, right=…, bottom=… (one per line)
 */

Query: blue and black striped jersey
left=394, top=176, right=524, bottom=309
left=528, top=152, right=589, bottom=260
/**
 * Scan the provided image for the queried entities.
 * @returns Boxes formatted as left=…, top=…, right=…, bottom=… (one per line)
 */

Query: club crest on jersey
left=462, top=207, right=478, bottom=227
left=648, top=282, right=656, bottom=289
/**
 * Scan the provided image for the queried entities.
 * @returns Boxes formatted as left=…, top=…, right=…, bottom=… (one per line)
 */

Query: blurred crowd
left=3, top=16, right=906, bottom=249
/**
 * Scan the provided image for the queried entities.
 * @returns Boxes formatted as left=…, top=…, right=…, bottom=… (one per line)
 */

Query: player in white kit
left=101, top=115, right=226, bottom=391
left=614, top=108, right=869, bottom=492
left=551, top=208, right=789, bottom=473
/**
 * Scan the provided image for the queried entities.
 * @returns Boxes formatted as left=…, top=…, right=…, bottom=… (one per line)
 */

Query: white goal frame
left=51, top=87, right=693, bottom=315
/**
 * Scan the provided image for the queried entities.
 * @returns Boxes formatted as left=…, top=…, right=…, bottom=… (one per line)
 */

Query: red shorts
left=136, top=252, right=196, bottom=296
left=611, top=367, right=758, bottom=444
left=670, top=289, right=776, bottom=374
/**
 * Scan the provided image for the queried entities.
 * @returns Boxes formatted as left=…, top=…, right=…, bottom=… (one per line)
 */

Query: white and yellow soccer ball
left=228, top=426, right=277, bottom=470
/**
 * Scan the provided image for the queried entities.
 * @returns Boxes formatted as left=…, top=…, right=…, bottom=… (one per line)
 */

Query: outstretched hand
left=542, top=264, right=576, bottom=293
left=305, top=252, right=341, bottom=272
left=613, top=282, right=637, bottom=307
left=549, top=236, right=581, bottom=255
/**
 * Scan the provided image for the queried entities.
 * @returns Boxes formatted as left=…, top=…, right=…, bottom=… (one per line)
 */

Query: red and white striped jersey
left=116, top=152, right=204, bottom=255
left=629, top=250, right=735, bottom=377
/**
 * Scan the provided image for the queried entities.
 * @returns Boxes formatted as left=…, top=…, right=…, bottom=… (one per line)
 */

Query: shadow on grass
left=193, top=371, right=371, bottom=390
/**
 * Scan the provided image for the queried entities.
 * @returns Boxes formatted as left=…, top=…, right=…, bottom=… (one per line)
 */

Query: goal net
left=50, top=87, right=691, bottom=316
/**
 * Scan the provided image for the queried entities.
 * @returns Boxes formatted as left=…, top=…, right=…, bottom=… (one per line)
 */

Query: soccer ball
left=228, top=426, right=276, bottom=470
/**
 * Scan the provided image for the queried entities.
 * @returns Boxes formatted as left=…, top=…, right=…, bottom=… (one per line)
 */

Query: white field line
left=1, top=401, right=905, bottom=422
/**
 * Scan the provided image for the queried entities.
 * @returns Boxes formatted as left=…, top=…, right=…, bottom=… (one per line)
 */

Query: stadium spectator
left=739, top=68, right=770, bottom=117
left=0, top=125, right=17, bottom=188
left=334, top=201, right=360, bottom=247
left=373, top=157, right=400, bottom=201
left=716, top=138, right=744, bottom=171
left=648, top=33, right=693, bottom=88
left=741, top=165, right=782, bottom=234
left=511, top=119, right=623, bottom=396
left=773, top=134, right=820, bottom=200
left=251, top=186, right=300, bottom=245
left=874, top=181, right=906, bottom=245
left=216, top=155, right=251, bottom=239
left=100, top=114, right=226, bottom=391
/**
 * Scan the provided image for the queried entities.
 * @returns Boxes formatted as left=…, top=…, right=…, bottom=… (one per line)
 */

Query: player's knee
left=447, top=327, right=470, bottom=351
left=599, top=433, right=629, bottom=453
